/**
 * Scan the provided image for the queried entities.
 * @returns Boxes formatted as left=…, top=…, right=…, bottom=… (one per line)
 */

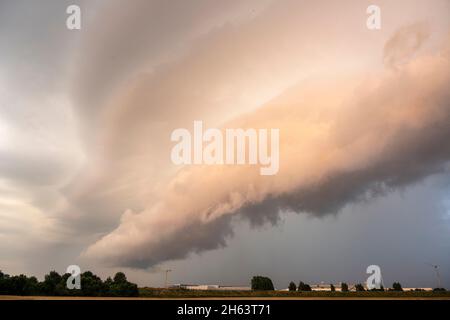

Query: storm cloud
left=0, top=0, right=449, bottom=282
left=84, top=26, right=450, bottom=267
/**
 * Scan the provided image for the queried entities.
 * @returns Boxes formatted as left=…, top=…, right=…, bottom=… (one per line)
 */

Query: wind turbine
left=425, top=263, right=442, bottom=289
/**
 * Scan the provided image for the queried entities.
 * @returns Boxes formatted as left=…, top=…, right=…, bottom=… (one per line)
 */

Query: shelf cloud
left=1, top=0, right=449, bottom=279
left=83, top=23, right=450, bottom=267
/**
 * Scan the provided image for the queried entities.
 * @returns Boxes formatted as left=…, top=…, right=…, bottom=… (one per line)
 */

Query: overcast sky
left=0, top=0, right=449, bottom=289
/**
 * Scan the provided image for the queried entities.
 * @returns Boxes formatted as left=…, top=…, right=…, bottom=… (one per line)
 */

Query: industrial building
left=170, top=284, right=251, bottom=291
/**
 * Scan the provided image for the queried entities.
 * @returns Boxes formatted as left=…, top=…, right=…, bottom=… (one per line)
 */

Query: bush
left=370, top=285, right=384, bottom=292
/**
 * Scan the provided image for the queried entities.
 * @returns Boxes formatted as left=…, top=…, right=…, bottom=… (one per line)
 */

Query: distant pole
left=434, top=265, right=442, bottom=288
left=426, top=263, right=442, bottom=288
left=164, top=269, right=172, bottom=288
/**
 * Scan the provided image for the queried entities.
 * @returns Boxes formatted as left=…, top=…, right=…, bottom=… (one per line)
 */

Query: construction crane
left=425, top=263, right=442, bottom=289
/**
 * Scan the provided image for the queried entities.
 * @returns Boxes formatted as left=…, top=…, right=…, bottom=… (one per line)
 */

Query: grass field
left=138, top=288, right=450, bottom=299
left=1, top=289, right=449, bottom=300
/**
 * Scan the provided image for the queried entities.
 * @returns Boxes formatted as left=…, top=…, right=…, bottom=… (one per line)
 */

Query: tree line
left=0, top=270, right=138, bottom=296
left=287, top=280, right=402, bottom=292
left=251, top=275, right=412, bottom=292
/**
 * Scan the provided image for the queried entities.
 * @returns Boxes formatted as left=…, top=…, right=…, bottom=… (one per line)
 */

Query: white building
left=402, top=287, right=433, bottom=291
left=170, top=284, right=251, bottom=291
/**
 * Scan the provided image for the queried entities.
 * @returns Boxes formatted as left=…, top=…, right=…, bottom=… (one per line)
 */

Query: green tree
left=341, top=282, right=349, bottom=292
left=288, top=282, right=297, bottom=291
left=298, top=281, right=312, bottom=291
left=251, top=276, right=274, bottom=291
left=355, top=283, right=365, bottom=291
left=0, top=271, right=9, bottom=294
left=113, top=272, right=127, bottom=283
left=54, top=273, right=73, bottom=296
left=0, top=269, right=139, bottom=297
left=330, top=284, right=335, bottom=292
left=103, top=276, right=113, bottom=294
left=42, top=271, right=62, bottom=295
left=80, top=271, right=106, bottom=296
left=9, top=275, right=29, bottom=295
left=0, top=273, right=40, bottom=296
left=108, top=272, right=139, bottom=297
left=392, top=282, right=403, bottom=291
